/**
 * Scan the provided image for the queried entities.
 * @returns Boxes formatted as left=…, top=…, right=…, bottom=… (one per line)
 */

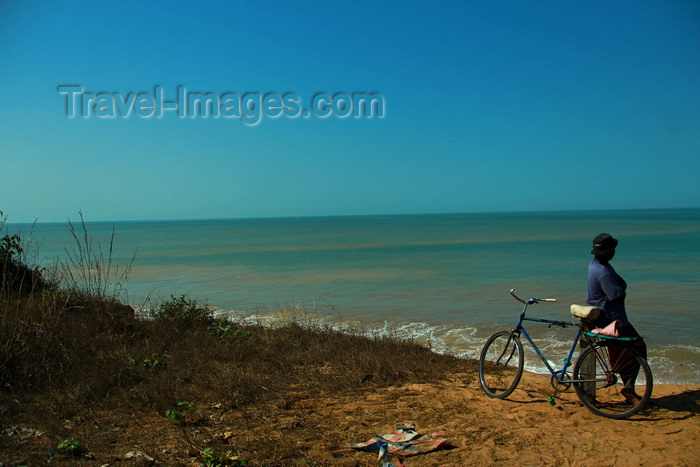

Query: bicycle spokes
left=479, top=331, right=524, bottom=399
left=495, top=336, right=517, bottom=366
left=573, top=342, right=653, bottom=419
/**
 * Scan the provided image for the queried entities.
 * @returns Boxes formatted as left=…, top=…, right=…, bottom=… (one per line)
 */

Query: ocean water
left=8, top=209, right=700, bottom=384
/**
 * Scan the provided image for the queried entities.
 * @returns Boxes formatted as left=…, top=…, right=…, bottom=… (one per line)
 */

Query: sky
left=1, top=0, right=699, bottom=223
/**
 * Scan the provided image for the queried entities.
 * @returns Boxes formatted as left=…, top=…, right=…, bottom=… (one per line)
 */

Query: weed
left=209, top=320, right=233, bottom=338
left=201, top=447, right=249, bottom=466
left=130, top=352, right=170, bottom=369
left=56, top=438, right=87, bottom=456
left=164, top=409, right=183, bottom=421
left=165, top=400, right=202, bottom=422
left=209, top=320, right=251, bottom=340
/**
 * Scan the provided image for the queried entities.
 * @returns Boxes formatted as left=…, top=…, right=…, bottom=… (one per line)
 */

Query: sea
left=7, top=208, right=700, bottom=385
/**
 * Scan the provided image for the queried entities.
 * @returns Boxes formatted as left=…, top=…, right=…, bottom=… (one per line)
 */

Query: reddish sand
left=6, top=371, right=696, bottom=466
left=258, top=371, right=700, bottom=466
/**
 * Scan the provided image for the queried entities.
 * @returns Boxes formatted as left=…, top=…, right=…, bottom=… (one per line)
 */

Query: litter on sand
left=351, top=422, right=451, bottom=466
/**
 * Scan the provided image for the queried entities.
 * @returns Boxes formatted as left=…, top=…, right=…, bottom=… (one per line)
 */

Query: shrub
left=0, top=233, right=22, bottom=261
left=149, top=294, right=213, bottom=322
left=1, top=212, right=46, bottom=295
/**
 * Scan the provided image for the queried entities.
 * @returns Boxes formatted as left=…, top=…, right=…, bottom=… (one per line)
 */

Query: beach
left=324, top=374, right=700, bottom=466
left=187, top=372, right=700, bottom=466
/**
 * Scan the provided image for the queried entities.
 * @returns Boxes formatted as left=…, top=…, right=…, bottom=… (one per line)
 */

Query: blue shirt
left=587, top=260, right=628, bottom=327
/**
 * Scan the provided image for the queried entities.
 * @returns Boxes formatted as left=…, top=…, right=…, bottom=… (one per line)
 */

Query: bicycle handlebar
left=509, top=288, right=557, bottom=304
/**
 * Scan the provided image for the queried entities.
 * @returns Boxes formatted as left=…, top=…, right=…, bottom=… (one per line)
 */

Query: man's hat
left=591, top=233, right=618, bottom=256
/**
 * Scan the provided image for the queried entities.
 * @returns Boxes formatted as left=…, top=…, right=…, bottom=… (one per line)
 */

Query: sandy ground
left=3, top=371, right=697, bottom=466
left=249, top=372, right=700, bottom=466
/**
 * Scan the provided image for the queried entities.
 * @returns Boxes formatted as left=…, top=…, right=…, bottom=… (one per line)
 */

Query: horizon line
left=5, top=205, right=700, bottom=226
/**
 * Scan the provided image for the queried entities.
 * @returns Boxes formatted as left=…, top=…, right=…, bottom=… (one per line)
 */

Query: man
left=587, top=233, right=647, bottom=402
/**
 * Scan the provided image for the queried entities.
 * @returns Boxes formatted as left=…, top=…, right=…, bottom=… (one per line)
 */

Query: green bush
left=149, top=294, right=212, bottom=322
left=1, top=212, right=47, bottom=295
left=0, top=233, right=22, bottom=261
left=1, top=209, right=21, bottom=265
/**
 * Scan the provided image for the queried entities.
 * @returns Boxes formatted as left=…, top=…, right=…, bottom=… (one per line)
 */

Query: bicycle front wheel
left=573, top=341, right=653, bottom=419
left=479, top=331, right=524, bottom=398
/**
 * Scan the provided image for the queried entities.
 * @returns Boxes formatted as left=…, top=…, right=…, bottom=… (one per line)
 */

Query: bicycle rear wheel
left=479, top=331, right=524, bottom=398
left=573, top=341, right=653, bottom=419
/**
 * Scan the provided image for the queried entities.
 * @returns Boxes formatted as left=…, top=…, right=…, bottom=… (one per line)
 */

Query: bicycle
left=478, top=289, right=653, bottom=419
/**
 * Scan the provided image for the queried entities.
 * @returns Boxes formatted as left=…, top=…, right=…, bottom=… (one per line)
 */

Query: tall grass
left=58, top=211, right=135, bottom=301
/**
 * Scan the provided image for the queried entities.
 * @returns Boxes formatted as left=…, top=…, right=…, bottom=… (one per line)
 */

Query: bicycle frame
left=508, top=289, right=589, bottom=384
left=515, top=317, right=581, bottom=383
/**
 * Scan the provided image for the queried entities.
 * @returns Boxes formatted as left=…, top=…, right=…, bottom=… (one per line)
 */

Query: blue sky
left=1, top=1, right=699, bottom=223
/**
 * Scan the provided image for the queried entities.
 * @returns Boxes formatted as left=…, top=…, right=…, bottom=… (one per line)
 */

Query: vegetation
left=59, top=210, right=135, bottom=300
left=56, top=437, right=88, bottom=457
left=0, top=211, right=475, bottom=465
left=149, top=293, right=213, bottom=322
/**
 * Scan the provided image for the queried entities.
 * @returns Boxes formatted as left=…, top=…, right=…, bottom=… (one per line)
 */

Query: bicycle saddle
left=570, top=304, right=600, bottom=320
